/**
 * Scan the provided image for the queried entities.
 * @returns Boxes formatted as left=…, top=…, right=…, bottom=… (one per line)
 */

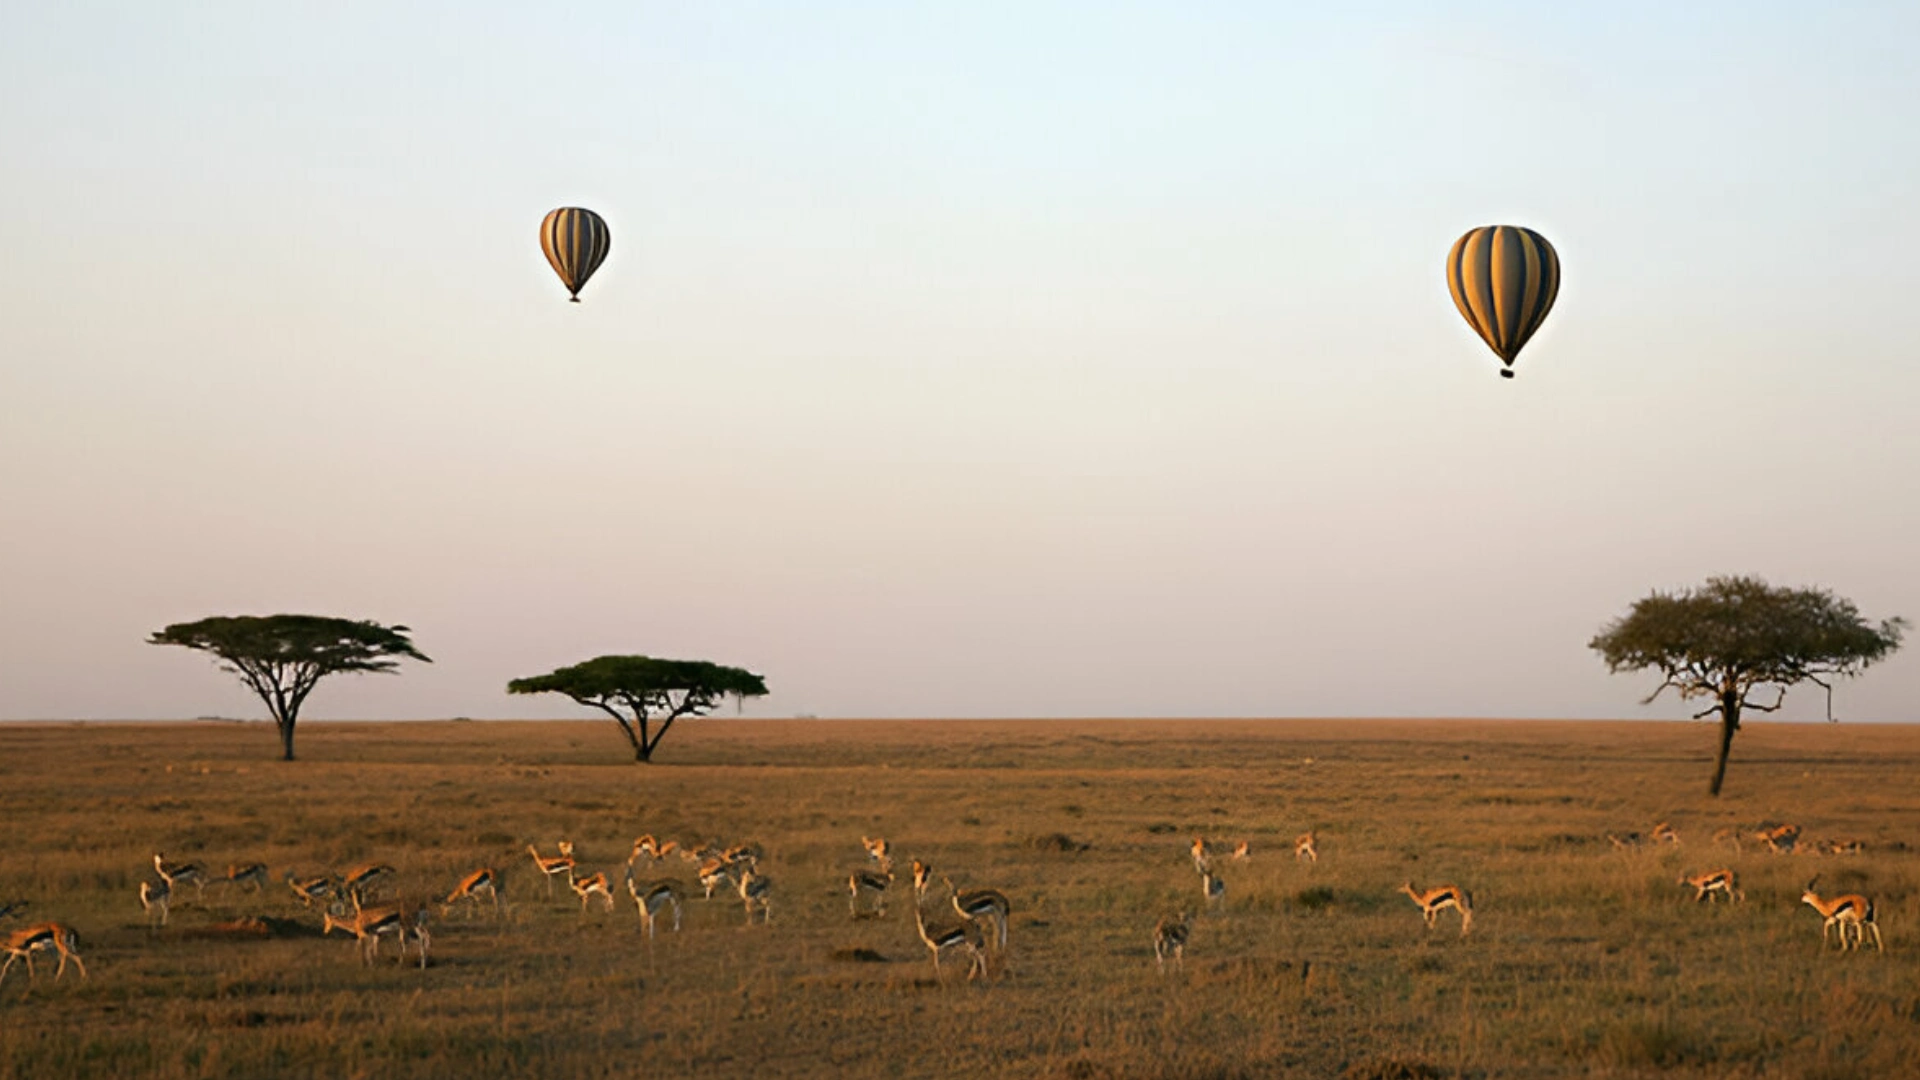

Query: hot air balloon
left=1445, top=225, right=1559, bottom=378
left=540, top=207, right=611, bottom=302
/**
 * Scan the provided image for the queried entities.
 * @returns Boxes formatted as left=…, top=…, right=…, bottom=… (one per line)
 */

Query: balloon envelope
left=1445, top=225, right=1559, bottom=378
left=540, top=207, right=611, bottom=302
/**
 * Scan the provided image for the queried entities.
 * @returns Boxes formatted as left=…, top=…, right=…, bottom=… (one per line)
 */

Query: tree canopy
left=507, top=655, right=768, bottom=762
left=149, top=615, right=431, bottom=761
left=1590, top=575, right=1905, bottom=794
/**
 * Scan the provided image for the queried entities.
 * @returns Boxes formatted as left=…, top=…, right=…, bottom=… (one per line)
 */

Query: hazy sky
left=3, top=2, right=1916, bottom=723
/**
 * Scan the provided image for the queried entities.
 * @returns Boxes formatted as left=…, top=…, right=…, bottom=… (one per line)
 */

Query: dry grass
left=1, top=718, right=1917, bottom=1079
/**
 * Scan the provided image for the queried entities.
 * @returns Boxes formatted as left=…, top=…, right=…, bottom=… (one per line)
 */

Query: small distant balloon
left=1445, top=225, right=1559, bottom=379
left=540, top=207, right=611, bottom=302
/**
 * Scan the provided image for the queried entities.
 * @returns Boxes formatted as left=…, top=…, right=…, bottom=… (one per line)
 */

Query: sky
left=2, top=2, right=1916, bottom=723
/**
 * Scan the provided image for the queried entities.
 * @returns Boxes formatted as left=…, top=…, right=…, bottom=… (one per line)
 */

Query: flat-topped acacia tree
left=149, top=615, right=431, bottom=761
left=507, top=655, right=769, bottom=762
left=1590, top=576, right=1905, bottom=795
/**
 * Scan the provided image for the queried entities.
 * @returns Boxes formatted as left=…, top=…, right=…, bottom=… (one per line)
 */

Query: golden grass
left=1, top=718, right=1916, bottom=1079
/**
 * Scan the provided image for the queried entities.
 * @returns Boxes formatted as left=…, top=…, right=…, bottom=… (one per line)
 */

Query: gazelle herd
left=0, top=806, right=1893, bottom=997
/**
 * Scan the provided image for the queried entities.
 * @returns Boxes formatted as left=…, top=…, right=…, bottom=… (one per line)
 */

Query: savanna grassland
left=1, top=719, right=1916, bottom=1080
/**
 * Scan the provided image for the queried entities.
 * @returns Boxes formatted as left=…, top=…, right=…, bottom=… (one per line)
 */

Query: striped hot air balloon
left=1445, top=225, right=1560, bottom=379
left=539, top=207, right=611, bottom=302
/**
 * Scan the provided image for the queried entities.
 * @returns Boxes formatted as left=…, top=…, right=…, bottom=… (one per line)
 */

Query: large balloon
left=540, top=207, right=611, bottom=302
left=1445, top=225, right=1559, bottom=378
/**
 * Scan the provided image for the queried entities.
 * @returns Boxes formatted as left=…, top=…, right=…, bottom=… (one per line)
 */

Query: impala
left=1801, top=879, right=1882, bottom=952
left=1153, top=913, right=1191, bottom=974
left=1678, top=869, right=1742, bottom=904
left=527, top=842, right=576, bottom=897
left=1, top=923, right=86, bottom=987
left=139, top=879, right=171, bottom=928
left=1401, top=883, right=1473, bottom=936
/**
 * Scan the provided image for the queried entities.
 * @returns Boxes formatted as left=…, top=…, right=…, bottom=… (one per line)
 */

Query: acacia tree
left=149, top=615, right=431, bottom=761
left=1590, top=576, right=1905, bottom=795
left=507, top=655, right=768, bottom=762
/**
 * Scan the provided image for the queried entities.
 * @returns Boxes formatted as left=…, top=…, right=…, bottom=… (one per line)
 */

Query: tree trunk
left=279, top=719, right=297, bottom=762
left=1708, top=694, right=1740, bottom=796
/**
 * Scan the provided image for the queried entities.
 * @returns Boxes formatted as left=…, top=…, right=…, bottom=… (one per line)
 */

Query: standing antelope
left=1, top=923, right=86, bottom=987
left=1401, top=883, right=1473, bottom=936
left=443, top=868, right=501, bottom=917
left=848, top=869, right=892, bottom=919
left=911, top=896, right=984, bottom=981
left=1294, top=832, right=1319, bottom=864
left=153, top=853, right=207, bottom=899
left=630, top=835, right=678, bottom=867
left=1756, top=824, right=1801, bottom=854
left=1153, top=913, right=1192, bottom=974
left=1678, top=869, right=1743, bottom=904
left=570, top=872, right=616, bottom=914
left=1801, top=879, right=1882, bottom=952
left=138, top=879, right=171, bottom=928
left=223, top=863, right=269, bottom=892
left=737, top=870, right=773, bottom=925
left=697, top=857, right=736, bottom=900
left=863, top=836, right=892, bottom=871
left=627, top=875, right=684, bottom=939
left=1202, top=872, right=1226, bottom=911
left=1229, top=841, right=1251, bottom=862
left=945, top=876, right=1011, bottom=952
left=1651, top=822, right=1680, bottom=847
left=527, top=842, right=576, bottom=897
left=1190, top=837, right=1214, bottom=875
left=325, top=905, right=428, bottom=967
left=343, top=863, right=397, bottom=906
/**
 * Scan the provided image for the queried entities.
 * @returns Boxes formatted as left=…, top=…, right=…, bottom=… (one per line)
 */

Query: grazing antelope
left=1202, top=872, right=1226, bottom=910
left=570, top=872, right=616, bottom=914
left=153, top=853, right=207, bottom=898
left=527, top=842, right=576, bottom=897
left=1294, top=832, right=1319, bottom=864
left=1822, top=838, right=1866, bottom=856
left=1678, top=869, right=1743, bottom=904
left=737, top=870, right=773, bottom=925
left=1229, top=840, right=1251, bottom=862
left=286, top=872, right=341, bottom=911
left=342, top=863, right=397, bottom=906
left=223, top=863, right=269, bottom=892
left=945, top=876, right=1011, bottom=952
left=1190, top=837, right=1214, bottom=875
left=911, top=896, right=984, bottom=981
left=627, top=875, right=684, bottom=939
left=1, top=923, right=87, bottom=987
left=1401, top=883, right=1473, bottom=936
left=911, top=860, right=935, bottom=899
left=630, top=835, right=678, bottom=866
left=1153, top=913, right=1192, bottom=974
left=697, top=857, right=736, bottom=900
left=1608, top=833, right=1645, bottom=851
left=443, top=868, right=501, bottom=917
left=138, top=879, right=171, bottom=928
left=1801, top=879, right=1883, bottom=952
left=325, top=905, right=428, bottom=967
left=848, top=869, right=892, bottom=919
left=1755, top=824, right=1801, bottom=855
left=1651, top=822, right=1680, bottom=847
